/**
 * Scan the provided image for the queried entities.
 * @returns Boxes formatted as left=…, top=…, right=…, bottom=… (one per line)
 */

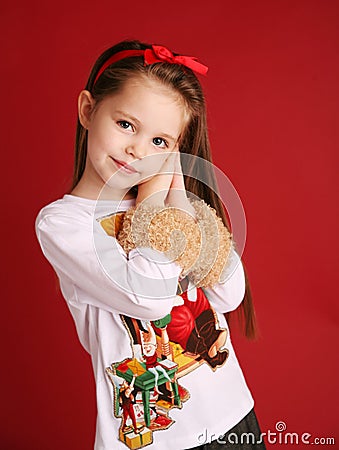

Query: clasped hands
left=136, top=149, right=196, bottom=218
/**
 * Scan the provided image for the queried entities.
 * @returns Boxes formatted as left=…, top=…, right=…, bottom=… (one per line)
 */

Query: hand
left=166, top=151, right=196, bottom=217
left=136, top=151, right=177, bottom=206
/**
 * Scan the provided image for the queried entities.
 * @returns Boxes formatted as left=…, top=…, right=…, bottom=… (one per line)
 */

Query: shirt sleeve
left=202, top=248, right=246, bottom=313
left=35, top=211, right=181, bottom=321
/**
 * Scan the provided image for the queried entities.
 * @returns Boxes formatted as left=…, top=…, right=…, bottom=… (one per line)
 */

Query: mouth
left=110, top=157, right=139, bottom=174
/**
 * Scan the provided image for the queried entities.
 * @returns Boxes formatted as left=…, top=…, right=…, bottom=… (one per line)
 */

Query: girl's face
left=78, top=76, right=187, bottom=200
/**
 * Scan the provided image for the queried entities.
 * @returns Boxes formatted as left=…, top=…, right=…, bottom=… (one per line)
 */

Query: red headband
left=93, top=45, right=208, bottom=85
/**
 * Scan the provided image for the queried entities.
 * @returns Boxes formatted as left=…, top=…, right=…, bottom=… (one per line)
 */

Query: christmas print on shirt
left=100, top=211, right=229, bottom=449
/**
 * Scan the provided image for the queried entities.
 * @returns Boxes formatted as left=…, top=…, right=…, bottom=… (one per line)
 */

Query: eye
left=153, top=137, right=168, bottom=149
left=117, top=120, right=134, bottom=131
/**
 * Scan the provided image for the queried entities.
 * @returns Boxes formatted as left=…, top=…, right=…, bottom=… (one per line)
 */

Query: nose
left=125, top=137, right=148, bottom=159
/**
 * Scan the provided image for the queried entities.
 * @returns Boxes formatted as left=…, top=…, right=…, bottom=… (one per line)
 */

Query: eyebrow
left=116, top=110, right=141, bottom=125
left=115, top=110, right=177, bottom=143
left=160, top=133, right=177, bottom=143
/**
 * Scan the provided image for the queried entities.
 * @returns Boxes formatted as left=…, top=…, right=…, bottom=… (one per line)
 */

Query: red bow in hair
left=144, top=45, right=208, bottom=75
left=93, top=45, right=208, bottom=85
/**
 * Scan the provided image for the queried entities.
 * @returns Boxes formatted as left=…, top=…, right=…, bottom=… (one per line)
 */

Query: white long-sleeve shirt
left=35, top=194, right=254, bottom=450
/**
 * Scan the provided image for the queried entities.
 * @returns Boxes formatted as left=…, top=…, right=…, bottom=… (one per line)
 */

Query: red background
left=2, top=1, right=338, bottom=448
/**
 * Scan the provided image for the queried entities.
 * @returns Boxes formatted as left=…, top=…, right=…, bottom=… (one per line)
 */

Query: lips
left=111, top=157, right=138, bottom=174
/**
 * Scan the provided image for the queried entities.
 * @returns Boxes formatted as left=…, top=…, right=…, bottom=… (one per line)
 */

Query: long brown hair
left=71, top=39, right=258, bottom=339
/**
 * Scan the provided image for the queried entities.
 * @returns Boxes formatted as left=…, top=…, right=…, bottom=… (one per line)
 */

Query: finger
left=136, top=155, right=174, bottom=205
left=170, top=152, right=185, bottom=190
left=160, top=151, right=177, bottom=174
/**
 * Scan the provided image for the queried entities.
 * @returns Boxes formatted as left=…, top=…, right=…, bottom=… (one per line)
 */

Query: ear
left=78, top=90, right=95, bottom=129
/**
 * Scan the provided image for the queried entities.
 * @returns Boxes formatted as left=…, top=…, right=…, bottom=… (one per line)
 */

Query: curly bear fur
left=116, top=199, right=232, bottom=288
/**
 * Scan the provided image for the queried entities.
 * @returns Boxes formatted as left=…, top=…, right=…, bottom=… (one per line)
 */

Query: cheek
left=87, top=133, right=111, bottom=162
left=88, top=121, right=119, bottom=151
left=87, top=128, right=103, bottom=155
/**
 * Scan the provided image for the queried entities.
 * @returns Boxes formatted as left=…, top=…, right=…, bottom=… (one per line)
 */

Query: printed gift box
left=119, top=427, right=153, bottom=450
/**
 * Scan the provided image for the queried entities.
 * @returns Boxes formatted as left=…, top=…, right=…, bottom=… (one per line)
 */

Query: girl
left=35, top=40, right=265, bottom=450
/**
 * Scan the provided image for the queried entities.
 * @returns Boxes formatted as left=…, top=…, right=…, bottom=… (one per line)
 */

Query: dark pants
left=189, top=408, right=266, bottom=449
